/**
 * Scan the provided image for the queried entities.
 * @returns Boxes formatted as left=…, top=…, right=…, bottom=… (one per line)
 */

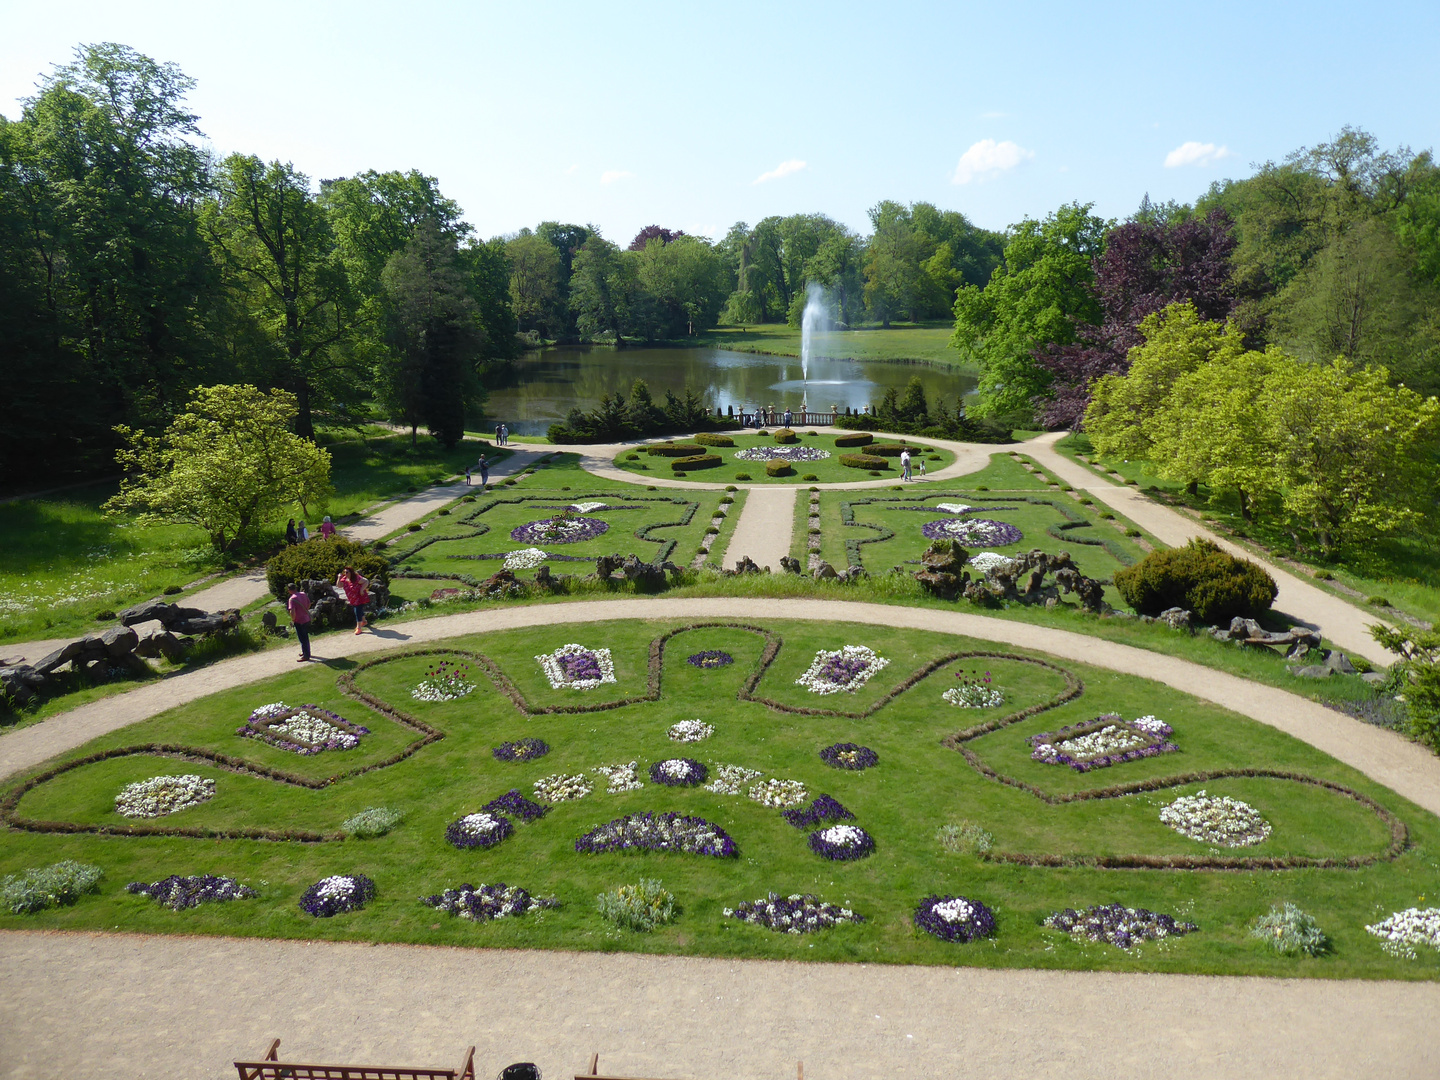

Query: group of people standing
left=284, top=566, right=372, bottom=662
left=465, top=454, right=490, bottom=488
left=284, top=515, right=336, bottom=546
left=494, top=423, right=509, bottom=445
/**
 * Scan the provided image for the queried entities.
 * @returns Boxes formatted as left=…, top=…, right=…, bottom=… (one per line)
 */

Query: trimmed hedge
left=647, top=443, right=706, bottom=457
left=773, top=428, right=797, bottom=444
left=868, top=442, right=912, bottom=457
left=694, top=432, right=735, bottom=447
left=840, top=454, right=890, bottom=470
left=1113, top=538, right=1277, bottom=622
left=834, top=432, right=873, bottom=448
left=671, top=453, right=722, bottom=471
left=765, top=459, right=793, bottom=477
left=266, top=538, right=389, bottom=600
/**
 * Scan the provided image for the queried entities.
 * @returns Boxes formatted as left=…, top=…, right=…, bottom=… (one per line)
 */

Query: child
left=285, top=583, right=312, bottom=662
left=918, top=458, right=927, bottom=478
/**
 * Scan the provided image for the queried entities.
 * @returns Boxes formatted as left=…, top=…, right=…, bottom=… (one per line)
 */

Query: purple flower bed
left=482, top=789, right=549, bottom=822
left=236, top=704, right=369, bottom=755
left=914, top=894, right=997, bottom=942
left=575, top=812, right=737, bottom=857
left=1028, top=713, right=1178, bottom=773
left=921, top=518, right=1024, bottom=546
left=819, top=654, right=868, bottom=684
left=421, top=882, right=559, bottom=922
left=649, top=758, right=708, bottom=787
left=1044, top=903, right=1198, bottom=948
left=299, top=873, right=376, bottom=918
left=125, top=873, right=256, bottom=910
left=783, top=795, right=856, bottom=830
left=807, top=824, right=875, bottom=861
left=724, top=892, right=864, bottom=933
left=560, top=650, right=603, bottom=683
left=492, top=738, right=551, bottom=762
left=819, top=743, right=879, bottom=771
left=445, top=811, right=514, bottom=850
left=686, top=650, right=734, bottom=669
left=510, top=515, right=609, bottom=545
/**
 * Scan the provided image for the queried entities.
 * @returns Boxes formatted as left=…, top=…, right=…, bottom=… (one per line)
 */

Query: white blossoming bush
left=533, top=773, right=593, bottom=803
left=1159, top=790, right=1272, bottom=847
left=668, top=719, right=714, bottom=743
left=705, top=764, right=763, bottom=795
left=934, top=503, right=973, bottom=514
left=942, top=685, right=1005, bottom=708
left=1131, top=715, right=1169, bottom=736
left=1, top=861, right=104, bottom=914
left=115, top=775, right=215, bottom=819
left=503, top=547, right=548, bottom=570
left=593, top=762, right=644, bottom=793
left=343, top=807, right=404, bottom=838
left=748, top=778, right=808, bottom=808
left=1251, top=902, right=1328, bottom=956
left=1365, top=907, right=1440, bottom=959
left=967, top=552, right=1015, bottom=575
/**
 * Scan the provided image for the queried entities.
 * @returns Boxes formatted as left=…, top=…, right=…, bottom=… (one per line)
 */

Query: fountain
left=799, top=283, right=826, bottom=420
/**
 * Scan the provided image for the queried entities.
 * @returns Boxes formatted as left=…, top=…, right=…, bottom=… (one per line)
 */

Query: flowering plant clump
left=445, top=811, right=514, bottom=850
left=298, top=873, right=376, bottom=918
left=1160, top=790, right=1271, bottom=847
left=1364, top=907, right=1440, bottom=958
left=1029, top=714, right=1178, bottom=772
left=968, top=552, right=1016, bottom=575
left=503, top=547, right=549, bottom=571
left=115, top=774, right=215, bottom=818
left=686, top=650, right=734, bottom=669
left=819, top=742, right=878, bottom=771
left=795, top=645, right=890, bottom=695
left=748, top=778, right=808, bottom=808
left=914, top=894, right=997, bottom=943
left=705, top=764, right=763, bottom=795
left=492, top=738, right=551, bottom=762
left=783, top=795, right=855, bottom=830
left=724, top=892, right=864, bottom=934
left=126, top=874, right=257, bottom=911
left=668, top=719, right=714, bottom=743
left=411, top=661, right=476, bottom=703
left=933, top=503, right=973, bottom=514
left=649, top=758, right=708, bottom=787
left=942, top=669, right=1004, bottom=709
left=237, top=702, right=370, bottom=752
left=936, top=821, right=993, bottom=854
left=1251, top=902, right=1328, bottom=956
left=1, top=861, right=104, bottom=914
left=482, top=789, right=549, bottom=821
left=569, top=501, right=607, bottom=514
left=422, top=882, right=558, bottom=922
left=593, top=762, right=644, bottom=793
left=735, top=445, right=830, bottom=462
left=575, top=812, right=737, bottom=857
left=534, top=773, right=593, bottom=803
left=808, top=823, right=875, bottom=861
left=1044, top=903, right=1198, bottom=948
left=922, top=518, right=1023, bottom=546
left=343, top=807, right=404, bottom=838
left=510, top=515, right=609, bottom=545
left=536, top=644, right=616, bottom=690
left=596, top=878, right=677, bottom=932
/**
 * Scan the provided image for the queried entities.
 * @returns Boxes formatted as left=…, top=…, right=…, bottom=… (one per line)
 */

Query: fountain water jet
left=799, top=283, right=827, bottom=418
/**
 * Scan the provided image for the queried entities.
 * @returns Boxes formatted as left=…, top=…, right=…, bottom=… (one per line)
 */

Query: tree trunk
left=1186, top=479, right=1199, bottom=496
left=294, top=381, right=315, bottom=441
left=1237, top=488, right=1253, bottom=523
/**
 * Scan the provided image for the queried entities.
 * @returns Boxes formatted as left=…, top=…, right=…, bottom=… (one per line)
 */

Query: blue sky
left=3, top=0, right=1437, bottom=243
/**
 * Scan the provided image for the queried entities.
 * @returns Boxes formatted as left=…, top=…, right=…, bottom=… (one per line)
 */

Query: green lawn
left=612, top=433, right=957, bottom=485
left=702, top=322, right=975, bottom=371
left=3, top=617, right=1436, bottom=979
left=321, top=428, right=514, bottom=518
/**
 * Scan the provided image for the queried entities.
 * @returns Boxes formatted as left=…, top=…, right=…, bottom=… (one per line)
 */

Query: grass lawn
left=321, top=427, right=514, bottom=518
left=611, top=433, right=957, bottom=485
left=702, top=322, right=976, bottom=372
left=3, top=617, right=1435, bottom=979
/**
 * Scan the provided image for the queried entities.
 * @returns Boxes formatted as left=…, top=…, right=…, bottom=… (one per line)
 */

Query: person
left=783, top=408, right=792, bottom=428
left=319, top=515, right=336, bottom=541
left=918, top=457, right=927, bottom=478
left=465, top=466, right=472, bottom=486
left=495, top=423, right=503, bottom=444
left=298, top=521, right=310, bottom=541
left=286, top=583, right=312, bottom=662
left=500, top=423, right=509, bottom=446
left=900, top=448, right=912, bottom=482
left=285, top=518, right=298, bottom=546
left=479, top=454, right=489, bottom=488
left=336, top=566, right=371, bottom=634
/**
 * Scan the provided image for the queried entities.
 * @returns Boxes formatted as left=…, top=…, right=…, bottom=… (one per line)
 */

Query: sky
left=3, top=0, right=1438, bottom=243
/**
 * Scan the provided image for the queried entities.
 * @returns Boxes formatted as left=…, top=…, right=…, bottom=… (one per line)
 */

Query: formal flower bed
left=125, top=874, right=256, bottom=910
left=795, top=645, right=890, bottom=695
left=510, top=515, right=609, bottom=544
left=536, top=644, right=616, bottom=690
left=808, top=823, right=875, bottom=860
left=492, top=738, right=551, bottom=762
left=594, top=761, right=644, bottom=793
left=668, top=719, right=714, bottom=743
left=502, top=548, right=549, bottom=571
left=1365, top=907, right=1440, bottom=958
left=569, top=501, right=607, bottom=513
left=748, top=778, right=808, bottom=808
left=1160, top=790, right=1272, bottom=847
left=724, top=892, right=864, bottom=933
left=686, top=650, right=734, bottom=669
left=735, top=446, right=831, bottom=462
left=933, top=502, right=973, bottom=514
left=914, top=894, right=997, bottom=943
left=942, top=669, right=1003, bottom=709
left=237, top=702, right=370, bottom=752
left=574, top=812, right=737, bottom=857
left=819, top=743, right=878, bottom=770
left=649, top=758, right=707, bottom=787
left=1043, top=903, right=1198, bottom=948
left=784, top=795, right=855, bottom=829
left=1029, top=714, right=1178, bottom=772
left=922, top=518, right=1024, bottom=546
left=411, top=660, right=476, bottom=703
left=115, top=774, right=215, bottom=818
left=482, top=789, right=548, bottom=821
left=967, top=552, right=1016, bottom=575
left=422, top=882, right=558, bottom=921
left=445, top=811, right=513, bottom=849
left=534, top=773, right=593, bottom=803
left=299, top=873, right=376, bottom=918
left=705, top=764, right=763, bottom=795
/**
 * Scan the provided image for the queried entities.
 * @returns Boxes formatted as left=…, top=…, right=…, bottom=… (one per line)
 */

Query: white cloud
left=753, top=159, right=806, bottom=184
left=600, top=170, right=635, bottom=184
left=1164, top=141, right=1234, bottom=168
left=951, top=139, right=1034, bottom=184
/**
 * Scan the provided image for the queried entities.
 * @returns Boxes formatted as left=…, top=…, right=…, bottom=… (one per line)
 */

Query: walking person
left=918, top=457, right=927, bottom=478
left=900, top=448, right=912, bottom=482
left=336, top=566, right=372, bottom=635
left=500, top=423, right=509, bottom=446
left=286, top=583, right=312, bottom=662
left=479, top=454, right=490, bottom=488
left=495, top=423, right=503, bottom=444
left=465, top=466, right=472, bottom=486
left=285, top=518, right=299, bottom=546
left=319, top=515, right=336, bottom=541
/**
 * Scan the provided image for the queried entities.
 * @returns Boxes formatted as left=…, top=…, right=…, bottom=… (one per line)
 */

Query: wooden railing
left=235, top=1039, right=475, bottom=1080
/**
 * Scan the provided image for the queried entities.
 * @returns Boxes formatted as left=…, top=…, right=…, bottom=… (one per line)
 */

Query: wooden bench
left=235, top=1038, right=475, bottom=1080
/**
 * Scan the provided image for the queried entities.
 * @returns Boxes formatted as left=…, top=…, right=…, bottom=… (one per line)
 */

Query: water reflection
left=485, top=346, right=977, bottom=434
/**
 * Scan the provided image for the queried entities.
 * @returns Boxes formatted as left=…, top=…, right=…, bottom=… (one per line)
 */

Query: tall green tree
left=569, top=232, right=634, bottom=343
left=507, top=231, right=564, bottom=337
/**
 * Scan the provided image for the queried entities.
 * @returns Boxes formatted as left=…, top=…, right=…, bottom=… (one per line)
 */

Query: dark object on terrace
left=234, top=1038, right=475, bottom=1080
left=959, top=549, right=1108, bottom=614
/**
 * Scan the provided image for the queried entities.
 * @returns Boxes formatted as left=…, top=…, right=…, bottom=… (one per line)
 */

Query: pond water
left=485, top=346, right=978, bottom=434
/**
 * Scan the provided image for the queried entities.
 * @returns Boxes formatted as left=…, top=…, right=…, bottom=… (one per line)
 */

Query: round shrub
left=774, top=428, right=798, bottom=444
left=756, top=429, right=769, bottom=436
left=834, top=432, right=873, bottom=448
left=626, top=452, right=641, bottom=460
left=266, top=538, right=389, bottom=600
left=735, top=473, right=752, bottom=481
left=672, top=453, right=722, bottom=472
left=802, top=473, right=819, bottom=481
left=841, top=454, right=889, bottom=470
left=1313, top=569, right=1333, bottom=580
left=725, top=485, right=738, bottom=492
left=1125, top=527, right=1142, bottom=537
left=163, top=584, right=183, bottom=596
left=1112, top=539, right=1278, bottom=623
left=695, top=432, right=735, bottom=447
left=648, top=443, right=706, bottom=457
left=765, top=459, right=793, bottom=477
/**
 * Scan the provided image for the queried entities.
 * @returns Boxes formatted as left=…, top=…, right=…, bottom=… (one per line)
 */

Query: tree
left=634, top=235, right=727, bottom=336
left=628, top=225, right=684, bottom=251
left=570, top=233, right=635, bottom=342
left=506, top=232, right=563, bottom=337
left=864, top=208, right=923, bottom=327
left=104, top=385, right=332, bottom=553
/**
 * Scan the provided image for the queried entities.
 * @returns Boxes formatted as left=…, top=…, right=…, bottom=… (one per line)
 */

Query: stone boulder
left=779, top=555, right=804, bottom=575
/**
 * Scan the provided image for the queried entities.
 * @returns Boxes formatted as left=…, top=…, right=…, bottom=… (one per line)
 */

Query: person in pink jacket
left=336, top=566, right=371, bottom=634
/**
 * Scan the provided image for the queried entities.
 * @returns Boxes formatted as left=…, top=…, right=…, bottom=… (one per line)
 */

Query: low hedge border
left=840, top=454, right=890, bottom=470
left=647, top=444, right=706, bottom=457
left=834, top=432, right=873, bottom=448
left=694, top=432, right=735, bottom=447
left=671, top=454, right=722, bottom=472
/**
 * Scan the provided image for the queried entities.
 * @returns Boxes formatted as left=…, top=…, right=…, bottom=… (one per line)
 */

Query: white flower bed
left=1131, top=715, right=1168, bottom=736
left=569, top=501, right=607, bottom=513
left=535, top=644, right=616, bottom=690
left=503, top=547, right=548, bottom=570
left=1159, top=790, right=1272, bottom=847
left=795, top=645, right=890, bottom=695
left=748, top=778, right=808, bottom=808
left=452, top=812, right=507, bottom=842
left=272, top=715, right=361, bottom=749
left=668, top=719, right=714, bottom=743
left=250, top=702, right=290, bottom=721
left=533, top=773, right=593, bottom=803
left=934, top=503, right=973, bottom=514
left=115, top=775, right=216, bottom=819
left=1365, top=907, right=1440, bottom=958
left=1045, top=724, right=1148, bottom=759
left=411, top=680, right=475, bottom=703
left=942, top=685, right=1005, bottom=708
left=705, top=764, right=763, bottom=795
left=932, top=897, right=979, bottom=924
left=593, top=762, right=644, bottom=793
left=967, top=552, right=1015, bottom=575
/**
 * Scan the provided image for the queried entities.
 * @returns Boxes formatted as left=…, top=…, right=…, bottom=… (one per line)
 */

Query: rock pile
left=961, top=549, right=1109, bottom=614
left=592, top=553, right=681, bottom=590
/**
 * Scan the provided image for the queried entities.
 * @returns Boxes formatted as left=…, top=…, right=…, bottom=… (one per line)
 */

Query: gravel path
left=721, top=487, right=797, bottom=570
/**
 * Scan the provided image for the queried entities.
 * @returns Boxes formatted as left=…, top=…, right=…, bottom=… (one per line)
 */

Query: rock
left=914, top=569, right=961, bottom=599
left=1361, top=671, right=1388, bottom=687
left=1290, top=665, right=1332, bottom=679
left=170, top=610, right=240, bottom=636
left=34, top=640, right=83, bottom=674
left=1285, top=642, right=1310, bottom=661
left=838, top=565, right=868, bottom=583
left=620, top=555, right=669, bottom=591
left=1157, top=607, right=1191, bottom=631
left=260, top=611, right=278, bottom=631
left=100, top=625, right=139, bottom=657
left=813, top=561, right=838, bottom=581
left=534, top=565, right=555, bottom=588
left=732, top=556, right=763, bottom=575
left=920, top=539, right=968, bottom=576
left=152, top=631, right=187, bottom=662
left=779, top=555, right=803, bottom=575
left=1324, top=651, right=1357, bottom=675
left=119, top=599, right=173, bottom=626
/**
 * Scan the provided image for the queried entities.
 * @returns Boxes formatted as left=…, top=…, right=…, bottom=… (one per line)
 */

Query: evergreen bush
left=694, top=432, right=735, bottom=447
left=1112, top=539, right=1277, bottom=622
left=647, top=444, right=705, bottom=457
left=834, top=432, right=873, bottom=448
left=671, top=453, right=722, bottom=471
left=765, top=459, right=793, bottom=477
left=773, top=428, right=797, bottom=444
left=841, top=454, right=890, bottom=470
left=266, top=538, right=390, bottom=600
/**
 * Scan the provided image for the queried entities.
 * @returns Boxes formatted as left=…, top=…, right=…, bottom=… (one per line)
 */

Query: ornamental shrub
left=1113, top=539, right=1277, bottom=623
left=802, top=473, right=819, bottom=481
left=342, top=806, right=404, bottom=838
left=596, top=878, right=677, bottom=932
left=694, top=432, right=734, bottom=447
left=671, top=453, right=722, bottom=471
left=2, top=860, right=104, bottom=914
left=647, top=443, right=705, bottom=457
left=774, top=428, right=797, bottom=444
left=840, top=454, right=889, bottom=470
left=868, top=443, right=910, bottom=457
left=835, top=432, right=873, bottom=448
left=265, top=538, right=389, bottom=600
left=1250, top=902, right=1328, bottom=956
left=765, top=459, right=793, bottom=477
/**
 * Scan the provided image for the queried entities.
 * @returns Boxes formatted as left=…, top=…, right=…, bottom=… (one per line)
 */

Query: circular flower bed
left=575, top=812, right=737, bottom=857
left=445, top=811, right=513, bottom=850
left=686, top=650, right=734, bottom=669
left=492, top=738, right=550, bottom=763
left=1159, top=789, right=1271, bottom=847
left=706, top=763, right=763, bottom=794
left=914, top=894, right=997, bottom=942
left=819, top=742, right=879, bottom=770
left=649, top=758, right=708, bottom=787
left=535, top=644, right=616, bottom=690
left=125, top=874, right=256, bottom=910
left=1044, top=903, right=1198, bottom=948
left=115, top=775, right=215, bottom=818
left=1029, top=714, right=1178, bottom=772
left=533, top=773, right=593, bottom=803
left=422, top=882, right=559, bottom=922
left=237, top=702, right=370, bottom=753
left=299, top=873, right=376, bottom=918
left=808, top=823, right=875, bottom=861
left=795, top=645, right=890, bottom=695
left=502, top=547, right=549, bottom=571
left=594, top=761, right=644, bottom=792
left=1365, top=907, right=1440, bottom=958
left=784, top=795, right=855, bottom=830
left=668, top=719, right=714, bottom=743
left=411, top=661, right=475, bottom=703
left=724, top=892, right=864, bottom=933
left=922, top=518, right=1024, bottom=545
left=734, top=445, right=831, bottom=462
left=482, top=789, right=548, bottom=821
left=748, top=778, right=808, bottom=808
left=511, top=516, right=609, bottom=544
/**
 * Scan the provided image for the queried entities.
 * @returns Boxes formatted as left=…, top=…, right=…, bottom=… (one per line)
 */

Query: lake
left=484, top=346, right=979, bottom=434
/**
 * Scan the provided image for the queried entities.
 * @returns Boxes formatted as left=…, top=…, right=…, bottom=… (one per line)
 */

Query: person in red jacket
left=336, top=566, right=371, bottom=634
left=285, top=583, right=312, bottom=661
